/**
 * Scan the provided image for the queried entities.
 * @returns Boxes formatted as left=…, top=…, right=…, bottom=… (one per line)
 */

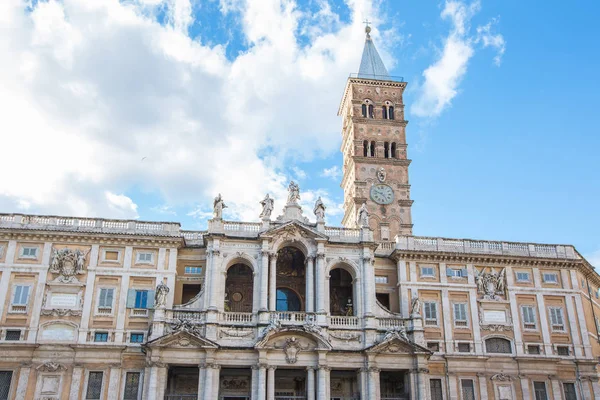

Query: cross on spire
left=363, top=19, right=372, bottom=37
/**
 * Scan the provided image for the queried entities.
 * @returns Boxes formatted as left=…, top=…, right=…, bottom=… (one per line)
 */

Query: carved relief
left=283, top=337, right=304, bottom=364
left=490, top=373, right=513, bottom=381
left=169, top=319, right=203, bottom=337
left=476, top=268, right=506, bottom=300
left=329, top=331, right=362, bottom=342
left=36, top=362, right=67, bottom=373
left=219, top=328, right=255, bottom=339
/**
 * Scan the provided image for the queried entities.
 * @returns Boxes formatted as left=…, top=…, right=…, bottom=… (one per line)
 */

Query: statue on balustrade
left=260, top=194, right=274, bottom=219
left=213, top=193, right=227, bottom=219
left=313, top=197, right=326, bottom=223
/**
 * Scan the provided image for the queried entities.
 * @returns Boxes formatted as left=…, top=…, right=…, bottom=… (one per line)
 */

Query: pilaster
left=316, top=253, right=326, bottom=314
left=267, top=366, right=276, bottom=400
left=306, top=366, right=315, bottom=400
left=260, top=248, right=269, bottom=312
left=305, top=256, right=315, bottom=312
left=79, top=244, right=99, bottom=342
left=15, top=366, right=31, bottom=400
left=268, top=253, right=277, bottom=311
left=397, top=259, right=409, bottom=316
left=106, top=366, right=122, bottom=400
left=69, top=366, right=84, bottom=400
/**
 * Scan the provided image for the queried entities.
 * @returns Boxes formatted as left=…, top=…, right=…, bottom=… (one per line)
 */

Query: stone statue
left=345, top=298, right=354, bottom=317
left=154, top=281, right=170, bottom=308
left=357, top=203, right=369, bottom=228
left=377, top=167, right=386, bottom=182
left=411, top=296, right=421, bottom=316
left=213, top=193, right=227, bottom=219
left=259, top=194, right=274, bottom=219
left=313, top=197, right=326, bottom=223
left=287, top=181, right=300, bottom=204
left=475, top=268, right=506, bottom=300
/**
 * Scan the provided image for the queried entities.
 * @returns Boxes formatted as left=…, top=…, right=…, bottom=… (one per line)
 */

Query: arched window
left=485, top=338, right=512, bottom=354
left=361, top=104, right=367, bottom=118
left=391, top=143, right=397, bottom=158
left=368, top=104, right=374, bottom=119
left=370, top=141, right=375, bottom=157
left=363, top=141, right=368, bottom=157
left=276, top=288, right=301, bottom=311
left=382, top=106, right=388, bottom=119
left=389, top=106, right=395, bottom=120
left=329, top=268, right=354, bottom=316
left=384, top=142, right=389, bottom=158
left=225, top=264, right=253, bottom=312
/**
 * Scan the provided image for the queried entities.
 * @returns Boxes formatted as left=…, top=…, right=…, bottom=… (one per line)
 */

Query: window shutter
left=446, top=269, right=453, bottom=277
left=126, top=289, right=136, bottom=308
left=146, top=291, right=155, bottom=309
left=99, top=289, right=107, bottom=307
left=106, top=289, right=114, bottom=307
left=21, top=286, right=30, bottom=304
left=13, top=286, right=21, bottom=304
left=461, top=268, right=468, bottom=277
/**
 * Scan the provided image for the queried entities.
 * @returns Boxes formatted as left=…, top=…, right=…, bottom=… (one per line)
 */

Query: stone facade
left=0, top=30, right=599, bottom=400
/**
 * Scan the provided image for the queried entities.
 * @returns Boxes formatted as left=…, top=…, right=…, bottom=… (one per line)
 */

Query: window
left=485, top=338, right=512, bottom=354
left=375, top=275, right=388, bottom=284
left=390, top=142, right=397, bottom=158
left=97, top=288, right=114, bottom=314
left=423, top=302, right=438, bottom=326
left=563, top=383, right=577, bottom=400
left=370, top=141, right=375, bottom=157
left=376, top=293, right=390, bottom=310
left=136, top=252, right=153, bottom=263
left=10, top=285, right=30, bottom=313
left=130, top=333, right=144, bottom=343
left=103, top=250, right=119, bottom=262
left=549, top=307, right=565, bottom=331
left=20, top=246, right=38, bottom=258
left=185, top=266, right=203, bottom=275
left=134, top=290, right=148, bottom=309
left=521, top=306, right=537, bottom=330
left=389, top=106, right=395, bottom=120
left=0, top=371, right=13, bottom=400
left=556, top=346, right=570, bottom=356
left=368, top=104, right=374, bottom=118
left=533, top=382, right=548, bottom=400
left=427, top=342, right=440, bottom=352
left=457, top=342, right=470, bottom=353
left=453, top=303, right=468, bottom=327
left=384, top=142, right=389, bottom=158
left=276, top=288, right=301, bottom=311
left=123, top=372, right=141, bottom=400
left=94, top=332, right=108, bottom=342
left=542, top=273, right=558, bottom=284
left=420, top=266, right=435, bottom=278
left=516, top=272, right=531, bottom=282
left=5, top=330, right=21, bottom=341
left=430, top=379, right=443, bottom=400
left=86, top=372, right=104, bottom=400
left=447, top=268, right=467, bottom=278
left=363, top=140, right=368, bottom=157
left=361, top=104, right=367, bottom=118
left=461, top=379, right=475, bottom=400
left=527, top=345, right=541, bottom=355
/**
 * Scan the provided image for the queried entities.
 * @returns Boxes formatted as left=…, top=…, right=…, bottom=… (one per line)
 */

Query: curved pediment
left=146, top=330, right=219, bottom=350
left=255, top=326, right=332, bottom=351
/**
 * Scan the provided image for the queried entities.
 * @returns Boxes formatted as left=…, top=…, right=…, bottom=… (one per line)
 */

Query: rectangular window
left=516, top=272, right=530, bottom=282
left=420, top=266, right=435, bottom=277
left=97, top=288, right=114, bottom=313
left=533, top=382, right=548, bottom=400
left=527, top=345, right=541, bottom=355
left=461, top=379, right=475, bottom=400
left=134, top=290, right=148, bottom=309
left=103, top=250, right=119, bottom=261
left=12, top=285, right=30, bottom=306
left=453, top=303, right=468, bottom=327
left=457, top=343, right=471, bottom=353
left=5, top=330, right=21, bottom=341
left=94, top=332, right=108, bottom=343
left=563, top=383, right=577, bottom=400
left=86, top=372, right=104, bottom=400
left=522, top=306, right=537, bottom=330
left=556, top=346, right=570, bottom=356
left=130, top=333, right=144, bottom=343
left=375, top=275, right=389, bottom=284
left=184, top=266, right=203, bottom=275
left=423, top=302, right=438, bottom=326
left=20, top=247, right=38, bottom=258
left=427, top=342, right=440, bottom=352
left=549, top=307, right=565, bottom=331
left=136, top=252, right=153, bottom=263
left=0, top=371, right=13, bottom=400
left=446, top=268, right=467, bottom=278
left=123, top=372, right=141, bottom=400
left=430, top=379, right=443, bottom=400
left=542, top=273, right=558, bottom=284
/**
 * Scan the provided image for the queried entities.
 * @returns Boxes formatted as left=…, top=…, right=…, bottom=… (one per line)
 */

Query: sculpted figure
left=411, top=296, right=421, bottom=315
left=154, top=281, right=170, bottom=308
left=313, top=197, right=326, bottom=222
left=287, top=181, right=300, bottom=204
left=260, top=194, right=274, bottom=219
left=357, top=203, right=369, bottom=228
left=213, top=193, right=227, bottom=219
left=75, top=250, right=86, bottom=274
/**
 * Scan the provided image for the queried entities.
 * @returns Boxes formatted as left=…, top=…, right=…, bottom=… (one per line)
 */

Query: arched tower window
left=391, top=143, right=397, bottom=158
left=382, top=106, right=387, bottom=119
left=225, top=264, right=253, bottom=312
left=384, top=142, right=389, bottom=158
left=370, top=141, right=375, bottom=157
left=361, top=104, right=367, bottom=118
left=363, top=141, right=368, bottom=157
left=329, top=268, right=354, bottom=316
left=389, top=106, right=395, bottom=120
left=368, top=104, right=374, bottom=119
left=383, top=101, right=394, bottom=120
left=362, top=100, right=374, bottom=118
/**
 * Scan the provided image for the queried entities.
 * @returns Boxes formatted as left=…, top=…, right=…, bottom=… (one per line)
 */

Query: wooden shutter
left=126, top=289, right=136, bottom=308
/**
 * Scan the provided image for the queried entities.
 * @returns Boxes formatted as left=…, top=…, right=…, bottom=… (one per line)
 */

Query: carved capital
left=268, top=366, right=277, bottom=371
left=316, top=253, right=326, bottom=260
left=306, top=366, right=316, bottom=371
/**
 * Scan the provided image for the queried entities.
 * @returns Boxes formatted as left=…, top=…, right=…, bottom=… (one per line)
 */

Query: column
left=305, top=256, right=315, bottom=312
left=397, top=259, right=409, bottom=316
left=367, top=367, right=379, bottom=399
left=519, top=376, right=531, bottom=400
left=317, top=366, right=329, bottom=400
left=359, top=368, right=368, bottom=400
left=267, top=366, right=276, bottom=400
left=69, top=366, right=84, bottom=400
left=362, top=255, right=374, bottom=316
left=107, top=366, right=122, bottom=400
left=269, top=253, right=277, bottom=311
left=198, top=364, right=206, bottom=400
left=251, top=366, right=258, bottom=400
left=203, top=250, right=213, bottom=309
left=15, top=366, right=31, bottom=400
left=257, top=365, right=267, bottom=400
left=208, top=250, right=221, bottom=310
left=79, top=245, right=100, bottom=342
left=306, top=367, right=315, bottom=400
left=354, top=278, right=363, bottom=317
left=203, top=364, right=214, bottom=399
left=316, top=254, right=325, bottom=313
left=477, top=373, right=488, bottom=400
left=212, top=365, right=220, bottom=399
left=260, top=250, right=269, bottom=311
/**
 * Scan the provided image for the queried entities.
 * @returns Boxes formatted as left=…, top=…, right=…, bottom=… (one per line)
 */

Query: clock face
left=370, top=184, right=394, bottom=205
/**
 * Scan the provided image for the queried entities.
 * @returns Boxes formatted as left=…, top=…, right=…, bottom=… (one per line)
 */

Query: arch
left=223, top=253, right=257, bottom=273
left=484, top=336, right=514, bottom=354
left=225, top=263, right=254, bottom=312
left=361, top=104, right=367, bottom=118
left=325, top=259, right=360, bottom=279
left=329, top=268, right=354, bottom=316
left=391, top=142, right=397, bottom=158
left=275, top=246, right=307, bottom=312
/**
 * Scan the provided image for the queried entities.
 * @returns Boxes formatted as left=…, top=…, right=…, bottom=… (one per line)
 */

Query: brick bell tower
left=338, top=25, right=413, bottom=240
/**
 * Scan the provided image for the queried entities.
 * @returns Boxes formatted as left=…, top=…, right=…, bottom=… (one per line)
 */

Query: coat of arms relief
left=49, top=248, right=87, bottom=283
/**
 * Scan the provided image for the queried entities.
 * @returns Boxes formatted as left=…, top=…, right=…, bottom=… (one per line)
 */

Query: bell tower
left=338, top=26, right=413, bottom=240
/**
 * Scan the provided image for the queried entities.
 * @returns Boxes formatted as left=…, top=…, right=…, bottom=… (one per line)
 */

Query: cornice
left=352, top=117, right=408, bottom=127
left=351, top=156, right=411, bottom=166
left=0, top=230, right=184, bottom=248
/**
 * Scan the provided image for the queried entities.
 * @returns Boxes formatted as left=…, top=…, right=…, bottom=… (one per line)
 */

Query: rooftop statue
left=260, top=194, right=274, bottom=219
left=287, top=181, right=300, bottom=205
left=213, top=193, right=227, bottom=219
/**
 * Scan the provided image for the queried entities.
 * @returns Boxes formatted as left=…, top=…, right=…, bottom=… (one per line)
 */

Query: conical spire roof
left=358, top=26, right=389, bottom=79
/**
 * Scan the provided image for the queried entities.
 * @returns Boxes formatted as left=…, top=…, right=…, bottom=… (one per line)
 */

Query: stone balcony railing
left=395, top=236, right=578, bottom=259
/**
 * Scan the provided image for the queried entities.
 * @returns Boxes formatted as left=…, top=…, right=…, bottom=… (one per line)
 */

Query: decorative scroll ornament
left=260, top=318, right=282, bottom=339
left=169, top=318, right=203, bottom=337
left=490, top=373, right=513, bottom=381
left=476, top=268, right=506, bottom=300
left=36, top=362, right=67, bottom=372
left=481, top=324, right=513, bottom=332
left=219, top=328, right=254, bottom=339
left=329, top=331, right=361, bottom=342
left=40, top=309, right=82, bottom=317
left=49, top=249, right=87, bottom=283
left=302, top=318, right=325, bottom=338
left=283, top=336, right=303, bottom=364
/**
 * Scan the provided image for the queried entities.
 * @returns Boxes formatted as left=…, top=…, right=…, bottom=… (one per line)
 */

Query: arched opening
left=361, top=104, right=367, bottom=118
left=224, top=263, right=253, bottom=312
left=391, top=142, right=397, bottom=158
left=485, top=337, right=512, bottom=354
left=382, top=106, right=388, bottom=119
left=329, top=268, right=354, bottom=316
left=363, top=140, right=368, bottom=157
left=368, top=104, right=374, bottom=118
left=370, top=141, right=375, bottom=157
left=384, top=142, right=389, bottom=158
left=389, top=106, right=395, bottom=120
left=276, top=247, right=306, bottom=311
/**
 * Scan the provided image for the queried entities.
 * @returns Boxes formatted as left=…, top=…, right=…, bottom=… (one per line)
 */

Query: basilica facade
left=0, top=28, right=599, bottom=400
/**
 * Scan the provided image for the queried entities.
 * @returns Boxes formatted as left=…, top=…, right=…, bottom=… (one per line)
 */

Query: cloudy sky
left=1, top=0, right=599, bottom=266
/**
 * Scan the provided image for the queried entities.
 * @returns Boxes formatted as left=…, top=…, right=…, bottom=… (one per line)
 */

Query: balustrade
left=377, top=318, right=406, bottom=329
left=270, top=311, right=312, bottom=325
left=220, top=312, right=254, bottom=324
left=328, top=316, right=360, bottom=328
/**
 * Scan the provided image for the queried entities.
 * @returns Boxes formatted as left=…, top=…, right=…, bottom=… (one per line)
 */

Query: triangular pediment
left=366, top=332, right=431, bottom=355
left=146, top=330, right=219, bottom=350
left=261, top=220, right=327, bottom=241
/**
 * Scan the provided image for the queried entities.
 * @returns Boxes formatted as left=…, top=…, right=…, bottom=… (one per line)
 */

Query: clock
left=370, top=184, right=394, bottom=205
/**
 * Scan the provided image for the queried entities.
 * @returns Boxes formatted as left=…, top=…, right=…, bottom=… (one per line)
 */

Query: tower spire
left=358, top=24, right=389, bottom=79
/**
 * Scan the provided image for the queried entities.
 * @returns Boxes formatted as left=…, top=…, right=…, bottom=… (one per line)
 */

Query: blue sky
left=1, top=0, right=598, bottom=265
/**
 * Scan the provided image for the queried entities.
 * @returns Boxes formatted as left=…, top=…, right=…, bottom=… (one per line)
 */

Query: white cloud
left=151, top=204, right=177, bottom=216
left=0, top=0, right=387, bottom=223
left=292, top=167, right=307, bottom=180
left=321, top=166, right=342, bottom=180
left=411, top=0, right=505, bottom=118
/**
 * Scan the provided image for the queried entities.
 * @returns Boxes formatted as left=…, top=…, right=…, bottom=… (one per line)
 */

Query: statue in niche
left=213, top=193, right=227, bottom=219
left=259, top=194, right=274, bottom=219
left=154, top=281, right=170, bottom=308
left=377, top=167, right=386, bottom=182
left=345, top=298, right=354, bottom=316
left=287, top=181, right=300, bottom=204
left=357, top=203, right=369, bottom=228
left=313, top=197, right=326, bottom=222
left=50, top=248, right=88, bottom=283
left=410, top=296, right=421, bottom=316
left=475, top=268, right=506, bottom=300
